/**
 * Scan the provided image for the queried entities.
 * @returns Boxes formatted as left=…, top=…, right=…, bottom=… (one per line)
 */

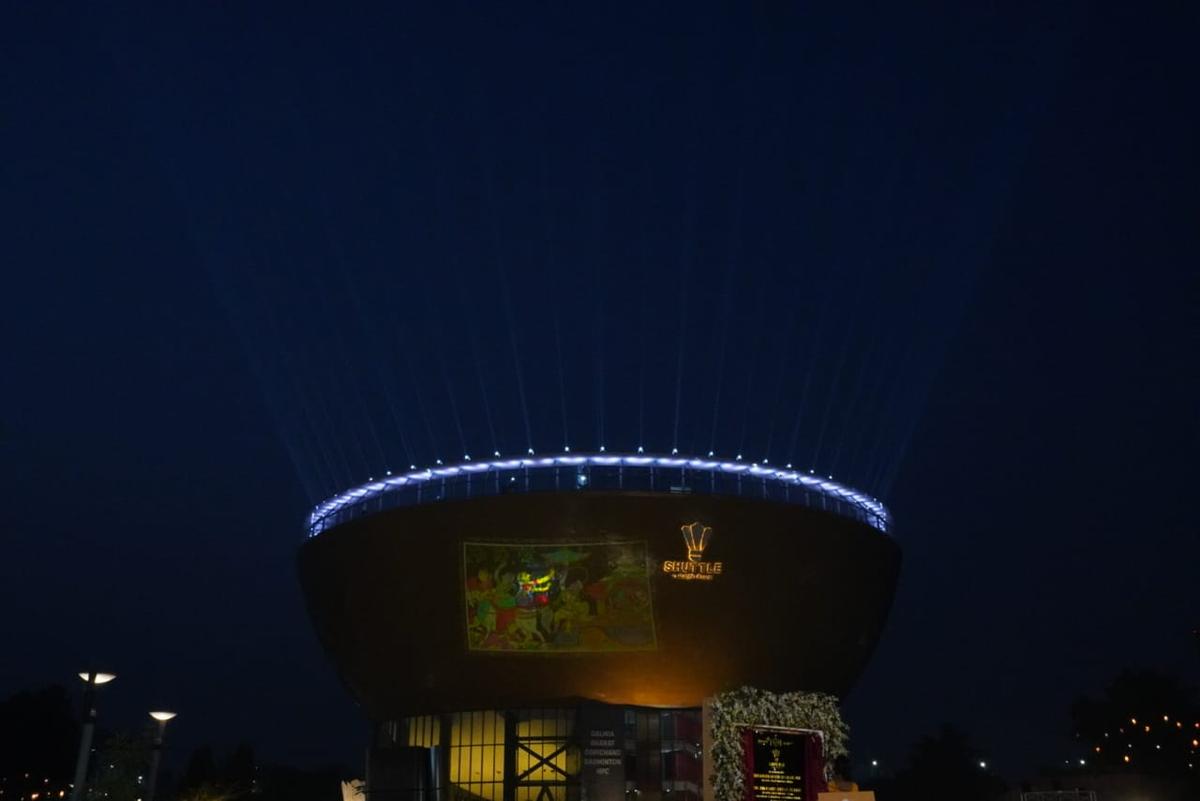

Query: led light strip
left=307, top=453, right=890, bottom=535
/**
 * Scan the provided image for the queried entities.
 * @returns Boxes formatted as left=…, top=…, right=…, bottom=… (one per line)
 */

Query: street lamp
left=69, top=671, right=116, bottom=801
left=77, top=672, right=116, bottom=685
left=145, top=711, right=177, bottom=801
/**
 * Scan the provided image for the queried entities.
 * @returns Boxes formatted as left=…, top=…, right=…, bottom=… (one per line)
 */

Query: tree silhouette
left=0, top=685, right=80, bottom=797
left=175, top=742, right=259, bottom=801
left=1071, top=668, right=1200, bottom=777
left=87, top=733, right=150, bottom=801
left=177, top=785, right=233, bottom=801
left=180, top=746, right=219, bottom=792
left=223, top=744, right=257, bottom=800
left=255, top=764, right=346, bottom=801
left=876, top=724, right=1007, bottom=801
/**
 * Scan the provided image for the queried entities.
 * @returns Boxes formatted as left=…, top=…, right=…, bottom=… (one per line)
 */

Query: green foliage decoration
left=707, top=687, right=849, bottom=801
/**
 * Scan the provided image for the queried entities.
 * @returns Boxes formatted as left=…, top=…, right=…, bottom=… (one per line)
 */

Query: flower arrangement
left=707, top=686, right=849, bottom=801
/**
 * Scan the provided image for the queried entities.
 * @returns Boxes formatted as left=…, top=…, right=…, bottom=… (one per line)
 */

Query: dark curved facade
left=298, top=489, right=900, bottom=721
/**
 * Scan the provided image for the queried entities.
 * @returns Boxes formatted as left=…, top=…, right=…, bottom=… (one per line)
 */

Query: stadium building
left=298, top=453, right=899, bottom=801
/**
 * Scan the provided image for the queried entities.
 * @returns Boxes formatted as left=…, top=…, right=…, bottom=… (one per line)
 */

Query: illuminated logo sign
left=662, top=522, right=724, bottom=581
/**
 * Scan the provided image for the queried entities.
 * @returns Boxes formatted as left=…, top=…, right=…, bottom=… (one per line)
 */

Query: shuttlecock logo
left=681, top=522, right=711, bottom=561
left=662, top=522, right=723, bottom=581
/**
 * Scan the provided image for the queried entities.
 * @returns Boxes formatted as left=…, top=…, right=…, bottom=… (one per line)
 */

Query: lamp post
left=69, top=671, right=116, bottom=801
left=145, top=711, right=177, bottom=801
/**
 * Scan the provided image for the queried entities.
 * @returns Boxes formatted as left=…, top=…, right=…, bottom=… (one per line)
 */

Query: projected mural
left=463, top=541, right=656, bottom=652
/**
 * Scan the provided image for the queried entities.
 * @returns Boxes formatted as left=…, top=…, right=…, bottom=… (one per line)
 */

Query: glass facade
left=372, top=704, right=701, bottom=801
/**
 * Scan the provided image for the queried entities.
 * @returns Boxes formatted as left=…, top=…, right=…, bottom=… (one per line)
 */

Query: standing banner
left=578, top=702, right=626, bottom=801
left=740, top=726, right=824, bottom=801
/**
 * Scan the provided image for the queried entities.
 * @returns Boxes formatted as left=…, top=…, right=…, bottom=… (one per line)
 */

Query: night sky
left=3, top=2, right=1197, bottom=781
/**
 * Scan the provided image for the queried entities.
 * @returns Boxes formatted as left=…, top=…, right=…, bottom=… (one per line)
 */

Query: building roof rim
left=307, top=452, right=891, bottom=535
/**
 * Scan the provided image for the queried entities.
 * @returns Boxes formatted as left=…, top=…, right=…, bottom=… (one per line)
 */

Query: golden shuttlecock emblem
left=680, top=522, right=712, bottom=562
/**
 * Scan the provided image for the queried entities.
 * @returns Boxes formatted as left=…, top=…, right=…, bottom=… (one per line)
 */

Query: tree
left=177, top=785, right=234, bottom=801
left=177, top=746, right=227, bottom=801
left=1071, top=668, right=1200, bottom=777
left=223, top=744, right=257, bottom=801
left=87, top=733, right=150, bottom=801
left=875, top=724, right=1007, bottom=801
left=180, top=746, right=219, bottom=793
left=0, top=685, right=80, bottom=796
left=255, top=765, right=347, bottom=801
left=176, top=743, right=258, bottom=801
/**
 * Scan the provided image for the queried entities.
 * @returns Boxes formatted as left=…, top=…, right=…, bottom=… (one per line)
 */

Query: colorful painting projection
left=463, top=541, right=656, bottom=652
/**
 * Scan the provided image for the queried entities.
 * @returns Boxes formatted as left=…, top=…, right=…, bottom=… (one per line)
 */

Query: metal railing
left=306, top=453, right=891, bottom=538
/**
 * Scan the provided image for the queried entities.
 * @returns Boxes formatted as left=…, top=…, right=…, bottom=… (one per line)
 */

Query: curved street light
left=77, top=672, right=116, bottom=685
left=145, top=711, right=177, bottom=801
left=69, top=671, right=117, bottom=801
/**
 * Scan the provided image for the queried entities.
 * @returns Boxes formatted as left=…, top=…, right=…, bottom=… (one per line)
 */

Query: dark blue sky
left=2, top=1, right=1197, bottom=780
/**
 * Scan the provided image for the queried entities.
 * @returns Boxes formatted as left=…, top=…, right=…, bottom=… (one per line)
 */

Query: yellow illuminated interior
left=406, top=715, right=441, bottom=748
left=514, top=716, right=578, bottom=786
left=403, top=711, right=579, bottom=801
left=449, top=711, right=506, bottom=801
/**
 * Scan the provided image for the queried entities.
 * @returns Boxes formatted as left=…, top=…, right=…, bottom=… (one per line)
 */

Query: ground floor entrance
left=368, top=702, right=703, bottom=801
